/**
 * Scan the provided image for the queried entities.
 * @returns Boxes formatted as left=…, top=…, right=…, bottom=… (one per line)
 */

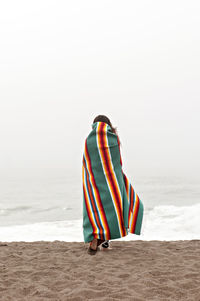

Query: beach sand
left=0, top=240, right=200, bottom=301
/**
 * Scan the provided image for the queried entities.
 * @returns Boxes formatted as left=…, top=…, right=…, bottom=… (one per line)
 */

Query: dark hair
left=93, top=115, right=121, bottom=145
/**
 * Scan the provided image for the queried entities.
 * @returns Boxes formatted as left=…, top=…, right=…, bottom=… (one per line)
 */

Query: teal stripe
left=122, top=180, right=129, bottom=229
left=129, top=184, right=131, bottom=204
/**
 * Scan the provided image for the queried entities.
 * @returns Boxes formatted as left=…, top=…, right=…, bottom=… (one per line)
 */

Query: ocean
left=0, top=169, right=200, bottom=242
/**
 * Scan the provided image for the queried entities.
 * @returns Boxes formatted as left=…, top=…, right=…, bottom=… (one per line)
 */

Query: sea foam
left=0, top=204, right=200, bottom=242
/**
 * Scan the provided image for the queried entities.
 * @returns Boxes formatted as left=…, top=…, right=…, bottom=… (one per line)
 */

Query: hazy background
left=0, top=0, right=200, bottom=180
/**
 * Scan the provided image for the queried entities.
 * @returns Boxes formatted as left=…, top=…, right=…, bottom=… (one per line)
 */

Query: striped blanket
left=82, top=121, right=144, bottom=243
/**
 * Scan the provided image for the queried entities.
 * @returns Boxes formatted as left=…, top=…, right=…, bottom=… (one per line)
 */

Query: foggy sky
left=0, top=1, right=200, bottom=177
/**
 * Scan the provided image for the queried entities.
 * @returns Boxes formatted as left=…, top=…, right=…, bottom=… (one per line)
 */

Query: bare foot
left=90, top=238, right=98, bottom=250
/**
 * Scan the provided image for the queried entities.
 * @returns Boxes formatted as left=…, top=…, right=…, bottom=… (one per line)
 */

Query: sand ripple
left=0, top=240, right=200, bottom=300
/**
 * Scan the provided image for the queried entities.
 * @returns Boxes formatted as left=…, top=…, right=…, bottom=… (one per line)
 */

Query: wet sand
left=0, top=240, right=200, bottom=300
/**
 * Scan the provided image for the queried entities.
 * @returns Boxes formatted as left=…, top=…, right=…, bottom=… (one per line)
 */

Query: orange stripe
left=128, top=187, right=134, bottom=225
left=82, top=166, right=99, bottom=238
left=83, top=158, right=104, bottom=240
left=103, top=143, right=123, bottom=210
left=97, top=122, right=126, bottom=237
left=84, top=140, right=111, bottom=240
left=130, top=194, right=140, bottom=233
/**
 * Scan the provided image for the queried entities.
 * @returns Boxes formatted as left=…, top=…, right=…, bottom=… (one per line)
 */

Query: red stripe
left=117, top=136, right=122, bottom=166
left=128, top=186, right=134, bottom=224
left=124, top=174, right=129, bottom=195
left=85, top=140, right=111, bottom=240
left=131, top=197, right=140, bottom=233
left=83, top=158, right=104, bottom=240
left=130, top=187, right=134, bottom=211
left=83, top=181, right=97, bottom=237
left=99, top=123, right=126, bottom=236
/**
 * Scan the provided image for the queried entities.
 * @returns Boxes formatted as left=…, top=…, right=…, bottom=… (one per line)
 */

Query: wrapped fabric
left=82, top=121, right=143, bottom=243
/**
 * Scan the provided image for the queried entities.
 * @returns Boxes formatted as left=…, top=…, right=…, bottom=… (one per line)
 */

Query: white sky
left=0, top=0, right=200, bottom=178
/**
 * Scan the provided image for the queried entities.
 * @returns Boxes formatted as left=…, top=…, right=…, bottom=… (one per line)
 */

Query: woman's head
left=93, top=115, right=117, bottom=135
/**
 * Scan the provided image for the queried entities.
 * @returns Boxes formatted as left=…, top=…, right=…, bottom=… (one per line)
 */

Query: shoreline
left=0, top=240, right=200, bottom=300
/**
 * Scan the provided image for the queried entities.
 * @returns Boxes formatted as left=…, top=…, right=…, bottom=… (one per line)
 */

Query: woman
left=82, top=115, right=143, bottom=255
